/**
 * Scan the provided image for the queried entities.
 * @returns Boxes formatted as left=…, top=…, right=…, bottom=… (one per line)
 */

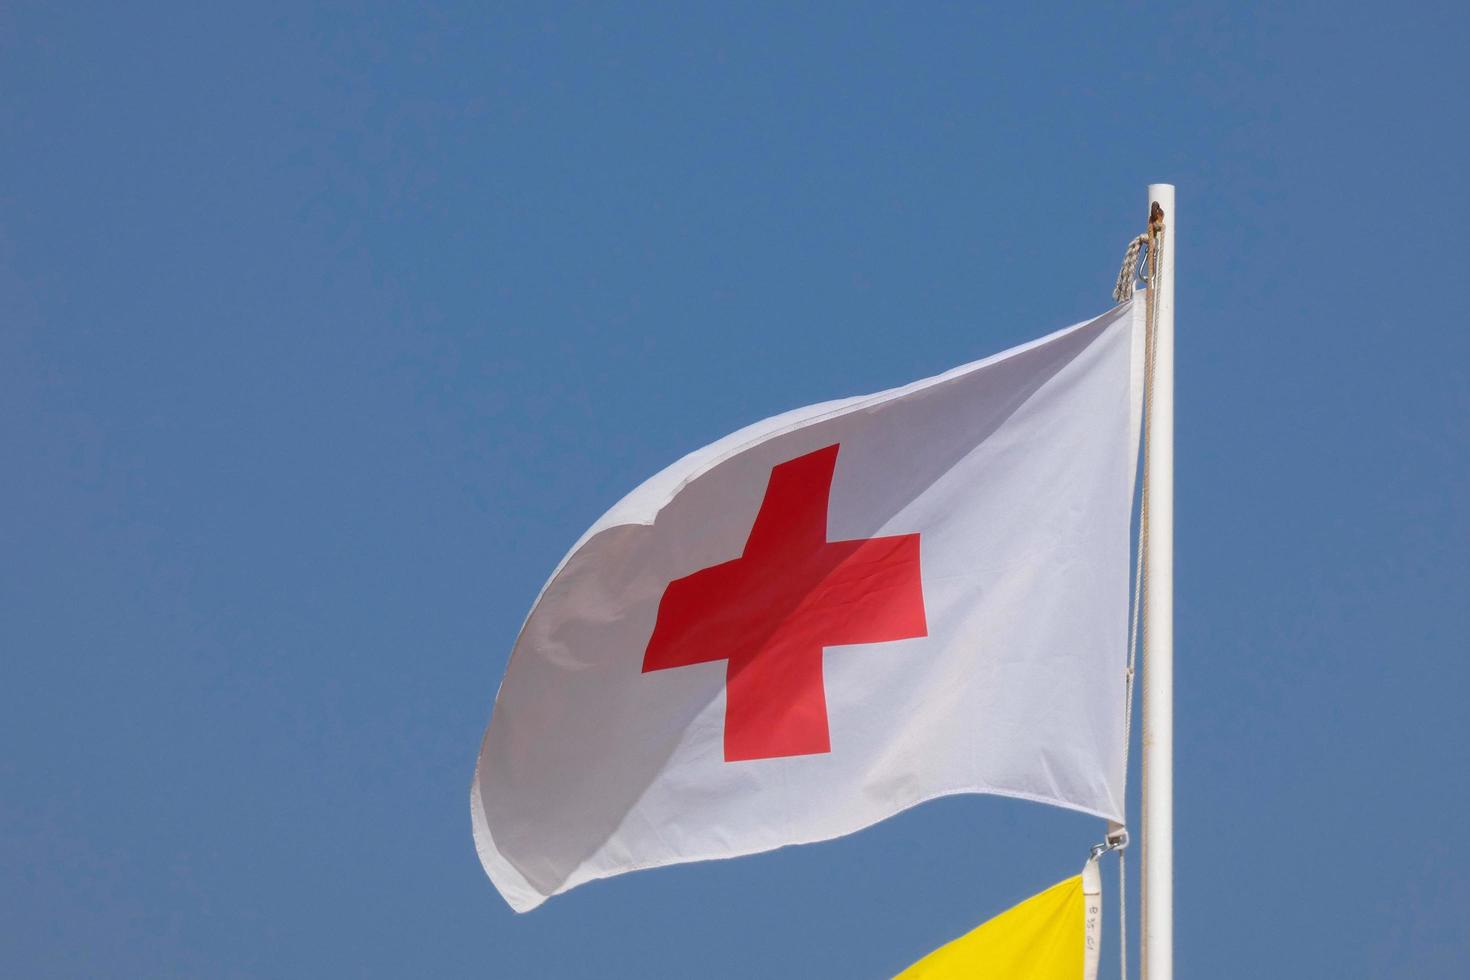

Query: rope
left=1114, top=203, right=1165, bottom=980
left=1114, top=234, right=1149, bottom=302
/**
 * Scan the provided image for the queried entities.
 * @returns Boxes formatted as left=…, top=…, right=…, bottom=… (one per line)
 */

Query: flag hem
left=473, top=774, right=1120, bottom=912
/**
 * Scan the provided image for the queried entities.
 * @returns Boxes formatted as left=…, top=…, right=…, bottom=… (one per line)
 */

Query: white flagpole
left=1141, top=182, right=1175, bottom=980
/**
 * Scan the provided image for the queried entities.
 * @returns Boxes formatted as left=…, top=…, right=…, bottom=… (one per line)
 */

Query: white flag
left=473, top=300, right=1144, bottom=911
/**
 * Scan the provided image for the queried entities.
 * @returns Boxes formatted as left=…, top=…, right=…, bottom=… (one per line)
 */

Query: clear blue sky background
left=4, top=3, right=1467, bottom=977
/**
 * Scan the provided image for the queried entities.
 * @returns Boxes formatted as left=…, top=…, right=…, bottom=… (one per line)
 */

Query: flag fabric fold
left=472, top=300, right=1145, bottom=911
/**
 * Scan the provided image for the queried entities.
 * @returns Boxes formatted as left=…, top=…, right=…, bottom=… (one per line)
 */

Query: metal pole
left=1141, top=183, right=1175, bottom=980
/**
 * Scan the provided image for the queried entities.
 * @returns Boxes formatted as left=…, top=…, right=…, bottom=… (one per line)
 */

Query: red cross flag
left=472, top=300, right=1144, bottom=911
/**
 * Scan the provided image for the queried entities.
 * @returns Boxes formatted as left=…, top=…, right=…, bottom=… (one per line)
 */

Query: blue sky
left=3, top=3, right=1467, bottom=977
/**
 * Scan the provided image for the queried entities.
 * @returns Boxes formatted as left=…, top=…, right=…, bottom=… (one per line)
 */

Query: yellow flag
left=895, top=860, right=1100, bottom=979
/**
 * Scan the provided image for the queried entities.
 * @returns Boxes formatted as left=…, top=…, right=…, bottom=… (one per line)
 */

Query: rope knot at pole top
left=1112, top=202, right=1168, bottom=303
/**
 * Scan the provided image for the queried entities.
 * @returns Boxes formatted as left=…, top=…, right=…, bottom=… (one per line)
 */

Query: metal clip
left=1089, top=826, right=1130, bottom=861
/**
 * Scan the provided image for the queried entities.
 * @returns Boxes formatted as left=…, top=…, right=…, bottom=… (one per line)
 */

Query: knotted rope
left=1113, top=234, right=1148, bottom=303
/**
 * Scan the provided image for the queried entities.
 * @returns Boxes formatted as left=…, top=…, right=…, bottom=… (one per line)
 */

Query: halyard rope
left=1114, top=234, right=1149, bottom=303
left=1117, top=202, right=1164, bottom=980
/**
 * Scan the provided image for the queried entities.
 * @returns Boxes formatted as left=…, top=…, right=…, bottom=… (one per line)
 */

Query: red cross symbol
left=642, top=444, right=926, bottom=762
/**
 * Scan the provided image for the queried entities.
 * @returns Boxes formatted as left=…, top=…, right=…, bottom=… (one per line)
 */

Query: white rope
left=1114, top=234, right=1149, bottom=302
left=1114, top=205, right=1164, bottom=980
